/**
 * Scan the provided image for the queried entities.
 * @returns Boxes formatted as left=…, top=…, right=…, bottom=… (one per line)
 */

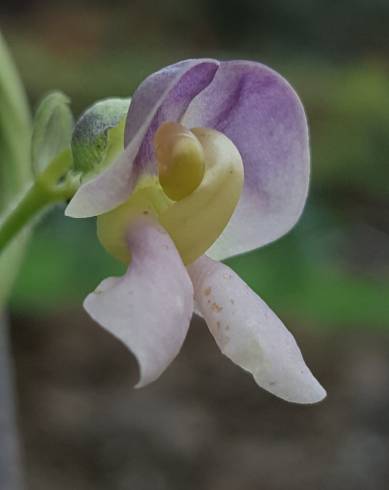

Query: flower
left=66, top=59, right=326, bottom=404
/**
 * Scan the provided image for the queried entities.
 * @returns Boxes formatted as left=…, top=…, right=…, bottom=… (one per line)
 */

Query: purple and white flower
left=66, top=59, right=325, bottom=404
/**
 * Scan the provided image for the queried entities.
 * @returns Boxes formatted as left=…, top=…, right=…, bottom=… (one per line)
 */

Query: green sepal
left=31, top=91, right=74, bottom=177
left=71, top=97, right=130, bottom=179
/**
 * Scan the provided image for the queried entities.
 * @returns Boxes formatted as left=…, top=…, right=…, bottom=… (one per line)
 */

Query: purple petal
left=125, top=59, right=219, bottom=175
left=188, top=256, right=326, bottom=404
left=182, top=61, right=310, bottom=259
left=84, top=218, right=194, bottom=387
left=66, top=59, right=219, bottom=218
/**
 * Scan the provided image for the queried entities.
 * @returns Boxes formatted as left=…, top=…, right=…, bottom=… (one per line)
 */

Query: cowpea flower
left=66, top=59, right=326, bottom=404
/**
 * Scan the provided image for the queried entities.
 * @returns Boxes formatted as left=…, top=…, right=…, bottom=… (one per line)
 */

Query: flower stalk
left=0, top=151, right=78, bottom=254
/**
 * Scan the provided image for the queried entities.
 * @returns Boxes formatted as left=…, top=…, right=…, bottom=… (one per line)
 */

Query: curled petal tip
left=154, top=121, right=205, bottom=201
left=254, top=367, right=327, bottom=404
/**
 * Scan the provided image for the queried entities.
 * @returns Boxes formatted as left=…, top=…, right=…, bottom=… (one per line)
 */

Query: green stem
left=0, top=151, right=78, bottom=254
left=0, top=183, right=48, bottom=251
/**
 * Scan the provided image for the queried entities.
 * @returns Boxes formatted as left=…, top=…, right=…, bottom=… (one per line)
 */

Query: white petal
left=188, top=256, right=326, bottom=404
left=84, top=218, right=194, bottom=387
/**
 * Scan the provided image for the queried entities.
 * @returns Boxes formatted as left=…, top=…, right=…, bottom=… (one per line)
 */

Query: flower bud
left=71, top=98, right=130, bottom=178
left=31, top=91, right=73, bottom=177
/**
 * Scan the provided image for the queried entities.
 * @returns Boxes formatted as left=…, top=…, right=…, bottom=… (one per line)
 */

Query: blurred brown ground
left=11, top=311, right=389, bottom=490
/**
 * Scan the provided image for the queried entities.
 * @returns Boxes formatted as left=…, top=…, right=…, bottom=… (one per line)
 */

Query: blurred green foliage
left=301, top=63, right=389, bottom=199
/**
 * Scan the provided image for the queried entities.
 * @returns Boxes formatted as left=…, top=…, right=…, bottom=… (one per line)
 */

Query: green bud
left=31, top=91, right=74, bottom=177
left=71, top=98, right=131, bottom=179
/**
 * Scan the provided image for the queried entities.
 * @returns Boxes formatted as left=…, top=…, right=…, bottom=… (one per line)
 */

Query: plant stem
left=0, top=182, right=49, bottom=252
left=0, top=313, right=25, bottom=490
left=0, top=151, right=78, bottom=254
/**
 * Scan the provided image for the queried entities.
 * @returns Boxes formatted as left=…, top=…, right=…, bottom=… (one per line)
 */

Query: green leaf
left=0, top=32, right=31, bottom=306
left=0, top=31, right=31, bottom=210
left=71, top=97, right=130, bottom=178
left=31, top=91, right=74, bottom=176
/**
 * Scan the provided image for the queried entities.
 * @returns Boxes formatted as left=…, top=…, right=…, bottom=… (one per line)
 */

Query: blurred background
left=1, top=0, right=389, bottom=489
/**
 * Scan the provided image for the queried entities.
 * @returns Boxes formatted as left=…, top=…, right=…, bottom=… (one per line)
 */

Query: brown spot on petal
left=204, top=287, right=212, bottom=296
left=211, top=303, right=223, bottom=313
